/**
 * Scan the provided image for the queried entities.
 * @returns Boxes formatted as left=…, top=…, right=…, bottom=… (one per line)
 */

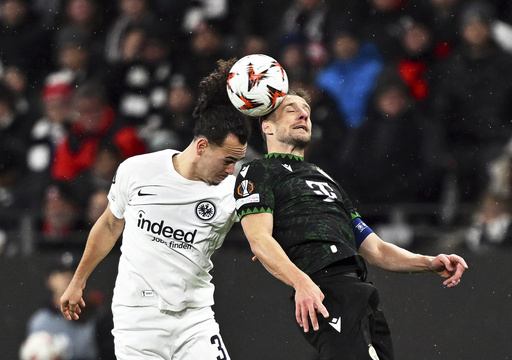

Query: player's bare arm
left=61, top=206, right=124, bottom=320
left=358, top=233, right=468, bottom=287
left=241, top=212, right=329, bottom=332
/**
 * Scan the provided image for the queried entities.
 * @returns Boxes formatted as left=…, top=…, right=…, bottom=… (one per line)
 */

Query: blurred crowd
left=4, top=0, right=512, bottom=358
left=2, top=0, right=512, bottom=264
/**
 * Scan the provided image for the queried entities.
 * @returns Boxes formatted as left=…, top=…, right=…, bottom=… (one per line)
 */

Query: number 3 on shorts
left=210, top=334, right=229, bottom=360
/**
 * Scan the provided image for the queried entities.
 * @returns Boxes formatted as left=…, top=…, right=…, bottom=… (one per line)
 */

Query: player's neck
left=172, top=151, right=195, bottom=181
left=266, top=142, right=305, bottom=158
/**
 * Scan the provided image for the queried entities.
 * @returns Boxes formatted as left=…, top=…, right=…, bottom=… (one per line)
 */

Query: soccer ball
left=227, top=54, right=288, bottom=117
left=19, top=331, right=71, bottom=360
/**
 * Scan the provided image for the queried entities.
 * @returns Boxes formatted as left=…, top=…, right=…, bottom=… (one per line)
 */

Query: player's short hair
left=192, top=58, right=252, bottom=147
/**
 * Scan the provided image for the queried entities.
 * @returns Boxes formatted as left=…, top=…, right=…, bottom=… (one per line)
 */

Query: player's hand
left=294, top=278, right=329, bottom=333
left=60, top=286, right=86, bottom=321
left=431, top=254, right=468, bottom=287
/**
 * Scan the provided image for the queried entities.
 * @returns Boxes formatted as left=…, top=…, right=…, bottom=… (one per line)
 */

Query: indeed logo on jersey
left=137, top=211, right=197, bottom=243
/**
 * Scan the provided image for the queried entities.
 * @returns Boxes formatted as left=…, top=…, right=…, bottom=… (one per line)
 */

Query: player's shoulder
left=238, top=155, right=284, bottom=174
left=117, top=149, right=176, bottom=182
left=122, top=149, right=175, bottom=167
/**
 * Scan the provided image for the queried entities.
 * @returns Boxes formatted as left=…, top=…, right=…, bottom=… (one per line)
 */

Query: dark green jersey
left=234, top=153, right=366, bottom=275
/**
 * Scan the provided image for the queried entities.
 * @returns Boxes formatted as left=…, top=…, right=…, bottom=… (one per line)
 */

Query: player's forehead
left=215, top=133, right=247, bottom=160
left=279, top=94, right=311, bottom=112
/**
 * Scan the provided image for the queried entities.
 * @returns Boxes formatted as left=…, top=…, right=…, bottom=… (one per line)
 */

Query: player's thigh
left=112, top=304, right=171, bottom=359
left=174, top=316, right=230, bottom=360
left=298, top=276, right=392, bottom=359
left=311, top=310, right=384, bottom=360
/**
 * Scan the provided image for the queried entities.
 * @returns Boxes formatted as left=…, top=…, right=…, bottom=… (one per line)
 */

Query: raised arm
left=241, top=212, right=329, bottom=332
left=359, top=233, right=468, bottom=287
left=60, top=206, right=124, bottom=320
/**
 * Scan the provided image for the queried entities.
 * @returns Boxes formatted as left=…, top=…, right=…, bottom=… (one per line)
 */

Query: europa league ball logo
left=237, top=180, right=254, bottom=197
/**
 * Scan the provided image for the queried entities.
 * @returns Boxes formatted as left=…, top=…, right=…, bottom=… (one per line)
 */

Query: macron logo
left=240, top=165, right=250, bottom=178
left=329, top=317, right=341, bottom=333
left=282, top=164, right=292, bottom=172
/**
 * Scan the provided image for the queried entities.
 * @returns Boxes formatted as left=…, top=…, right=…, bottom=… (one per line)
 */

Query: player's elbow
left=358, top=234, right=387, bottom=267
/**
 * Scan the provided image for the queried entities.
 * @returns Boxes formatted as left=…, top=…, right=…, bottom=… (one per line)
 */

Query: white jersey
left=108, top=149, right=237, bottom=311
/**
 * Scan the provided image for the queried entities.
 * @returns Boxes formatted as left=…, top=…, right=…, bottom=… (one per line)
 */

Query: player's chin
left=293, top=135, right=311, bottom=148
left=211, top=175, right=228, bottom=185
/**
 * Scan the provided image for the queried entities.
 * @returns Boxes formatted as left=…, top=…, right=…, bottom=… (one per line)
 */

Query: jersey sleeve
left=341, top=192, right=374, bottom=248
left=108, top=159, right=131, bottom=219
left=234, top=161, right=276, bottom=220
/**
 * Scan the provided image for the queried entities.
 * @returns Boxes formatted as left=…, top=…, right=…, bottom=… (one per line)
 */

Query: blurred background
left=1, top=0, right=512, bottom=358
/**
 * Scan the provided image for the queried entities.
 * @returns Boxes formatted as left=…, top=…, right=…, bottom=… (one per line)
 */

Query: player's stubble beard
left=276, top=131, right=311, bottom=151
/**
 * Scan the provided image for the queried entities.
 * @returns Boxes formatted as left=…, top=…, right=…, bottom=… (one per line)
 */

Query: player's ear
left=261, top=120, right=273, bottom=136
left=196, top=138, right=209, bottom=154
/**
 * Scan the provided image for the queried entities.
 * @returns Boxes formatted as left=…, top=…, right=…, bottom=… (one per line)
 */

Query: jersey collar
left=265, top=153, right=304, bottom=161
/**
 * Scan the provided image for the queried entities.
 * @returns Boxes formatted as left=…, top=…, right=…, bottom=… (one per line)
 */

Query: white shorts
left=112, top=303, right=230, bottom=360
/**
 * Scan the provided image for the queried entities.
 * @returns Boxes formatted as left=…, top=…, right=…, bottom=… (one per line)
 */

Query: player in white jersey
left=60, top=59, right=252, bottom=359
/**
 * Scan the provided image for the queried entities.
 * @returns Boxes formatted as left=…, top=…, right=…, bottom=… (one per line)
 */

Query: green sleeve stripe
left=350, top=211, right=361, bottom=220
left=238, top=207, right=273, bottom=219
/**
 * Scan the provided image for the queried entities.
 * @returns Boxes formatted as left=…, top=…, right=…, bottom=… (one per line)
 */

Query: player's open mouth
left=293, top=125, right=308, bottom=131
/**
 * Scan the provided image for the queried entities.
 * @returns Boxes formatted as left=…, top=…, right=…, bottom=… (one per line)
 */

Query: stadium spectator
left=35, top=182, right=88, bottom=251
left=0, top=82, right=31, bottom=152
left=278, top=0, right=332, bottom=68
left=49, top=25, right=105, bottom=89
left=32, top=0, right=62, bottom=29
left=71, top=143, right=122, bottom=207
left=0, top=142, right=32, bottom=256
left=180, top=0, right=230, bottom=34
left=55, top=0, right=109, bottom=51
left=50, top=80, right=147, bottom=182
left=394, top=13, right=438, bottom=110
left=278, top=38, right=311, bottom=84
left=137, top=79, right=196, bottom=152
left=430, top=0, right=512, bottom=202
left=488, top=139, right=512, bottom=197
left=26, top=80, right=74, bottom=210
left=231, top=0, right=290, bottom=55
left=423, top=0, right=468, bottom=58
left=27, top=81, right=73, bottom=175
left=316, top=26, right=384, bottom=130
left=182, top=20, right=235, bottom=94
left=340, top=68, right=445, bottom=207
left=103, top=0, right=159, bottom=64
left=1, top=65, right=40, bottom=121
left=241, top=35, right=271, bottom=58
left=26, top=253, right=115, bottom=359
left=106, top=22, right=176, bottom=128
left=0, top=0, right=52, bottom=83
left=464, top=190, right=512, bottom=252
left=357, top=0, right=411, bottom=61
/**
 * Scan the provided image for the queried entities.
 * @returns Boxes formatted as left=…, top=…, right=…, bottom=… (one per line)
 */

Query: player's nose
left=299, top=108, right=309, bottom=120
left=225, top=163, right=236, bottom=175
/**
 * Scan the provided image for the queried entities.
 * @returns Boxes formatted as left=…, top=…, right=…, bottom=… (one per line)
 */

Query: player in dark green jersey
left=234, top=89, right=468, bottom=360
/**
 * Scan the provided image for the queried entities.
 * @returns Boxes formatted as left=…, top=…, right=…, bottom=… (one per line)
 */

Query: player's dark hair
left=192, top=58, right=252, bottom=147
